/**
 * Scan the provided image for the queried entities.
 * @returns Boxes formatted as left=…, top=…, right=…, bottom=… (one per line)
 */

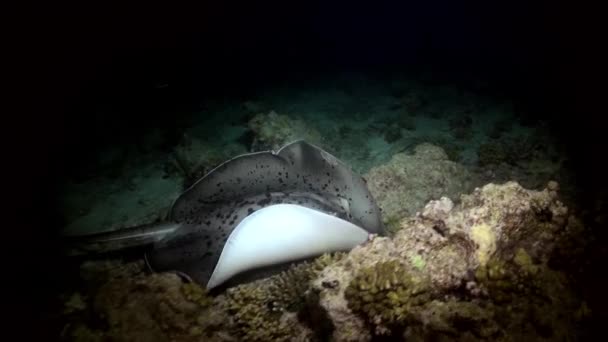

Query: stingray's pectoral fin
left=206, top=204, right=369, bottom=289
left=62, top=221, right=181, bottom=256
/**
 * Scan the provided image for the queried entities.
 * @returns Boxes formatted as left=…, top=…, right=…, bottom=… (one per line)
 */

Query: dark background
left=9, top=0, right=607, bottom=338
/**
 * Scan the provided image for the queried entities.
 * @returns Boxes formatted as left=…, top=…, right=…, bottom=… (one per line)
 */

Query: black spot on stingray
left=326, top=172, right=330, bottom=176
left=232, top=215, right=238, bottom=221
left=206, top=241, right=212, bottom=247
left=203, top=252, right=212, bottom=257
left=205, top=220, right=211, bottom=225
left=278, top=172, right=282, bottom=175
left=278, top=178, right=284, bottom=183
left=257, top=198, right=272, bottom=206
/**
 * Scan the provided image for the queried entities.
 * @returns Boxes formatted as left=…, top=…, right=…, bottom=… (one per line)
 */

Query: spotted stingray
left=68, top=140, right=383, bottom=289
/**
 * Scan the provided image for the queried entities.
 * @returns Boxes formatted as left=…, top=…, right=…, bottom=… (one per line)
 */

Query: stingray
left=66, top=140, right=383, bottom=289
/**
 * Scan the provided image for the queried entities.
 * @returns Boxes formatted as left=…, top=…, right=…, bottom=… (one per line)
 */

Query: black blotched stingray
left=67, top=141, right=383, bottom=289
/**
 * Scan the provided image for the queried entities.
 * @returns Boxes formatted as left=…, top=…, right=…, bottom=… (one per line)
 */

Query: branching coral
left=224, top=253, right=342, bottom=341
left=344, top=260, right=431, bottom=335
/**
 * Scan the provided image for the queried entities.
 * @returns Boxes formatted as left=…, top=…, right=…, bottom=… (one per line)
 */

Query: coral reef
left=62, top=254, right=341, bottom=342
left=247, top=111, right=323, bottom=151
left=487, top=117, right=513, bottom=139
left=477, top=134, right=543, bottom=167
left=61, top=181, right=589, bottom=341
left=63, top=270, right=227, bottom=342
left=311, top=181, right=586, bottom=340
left=224, top=253, right=341, bottom=341
left=399, top=91, right=428, bottom=114
left=365, top=143, right=474, bottom=231
left=344, top=260, right=431, bottom=335
left=448, top=115, right=474, bottom=141
left=383, top=125, right=402, bottom=143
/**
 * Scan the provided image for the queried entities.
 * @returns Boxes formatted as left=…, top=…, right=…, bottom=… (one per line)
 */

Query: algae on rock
left=365, top=143, right=474, bottom=230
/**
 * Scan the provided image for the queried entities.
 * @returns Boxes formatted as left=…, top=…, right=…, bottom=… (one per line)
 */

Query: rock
left=171, top=134, right=247, bottom=187
left=248, top=111, right=323, bottom=151
left=365, top=143, right=473, bottom=226
left=311, top=181, right=585, bottom=340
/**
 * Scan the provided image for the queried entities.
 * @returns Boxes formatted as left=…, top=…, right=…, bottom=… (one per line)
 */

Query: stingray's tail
left=61, top=221, right=180, bottom=256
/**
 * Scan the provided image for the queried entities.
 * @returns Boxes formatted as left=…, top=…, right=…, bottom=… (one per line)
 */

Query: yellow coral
left=513, top=248, right=538, bottom=275
left=181, top=282, right=213, bottom=308
left=470, top=223, right=496, bottom=266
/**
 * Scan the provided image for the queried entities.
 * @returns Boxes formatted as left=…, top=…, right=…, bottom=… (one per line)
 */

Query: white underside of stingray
left=206, top=203, right=369, bottom=289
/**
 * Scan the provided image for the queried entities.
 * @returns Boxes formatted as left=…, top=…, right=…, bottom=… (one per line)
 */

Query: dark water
left=13, top=1, right=607, bottom=339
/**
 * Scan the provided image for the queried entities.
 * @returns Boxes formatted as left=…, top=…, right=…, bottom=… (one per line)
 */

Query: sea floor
left=58, top=71, right=571, bottom=236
